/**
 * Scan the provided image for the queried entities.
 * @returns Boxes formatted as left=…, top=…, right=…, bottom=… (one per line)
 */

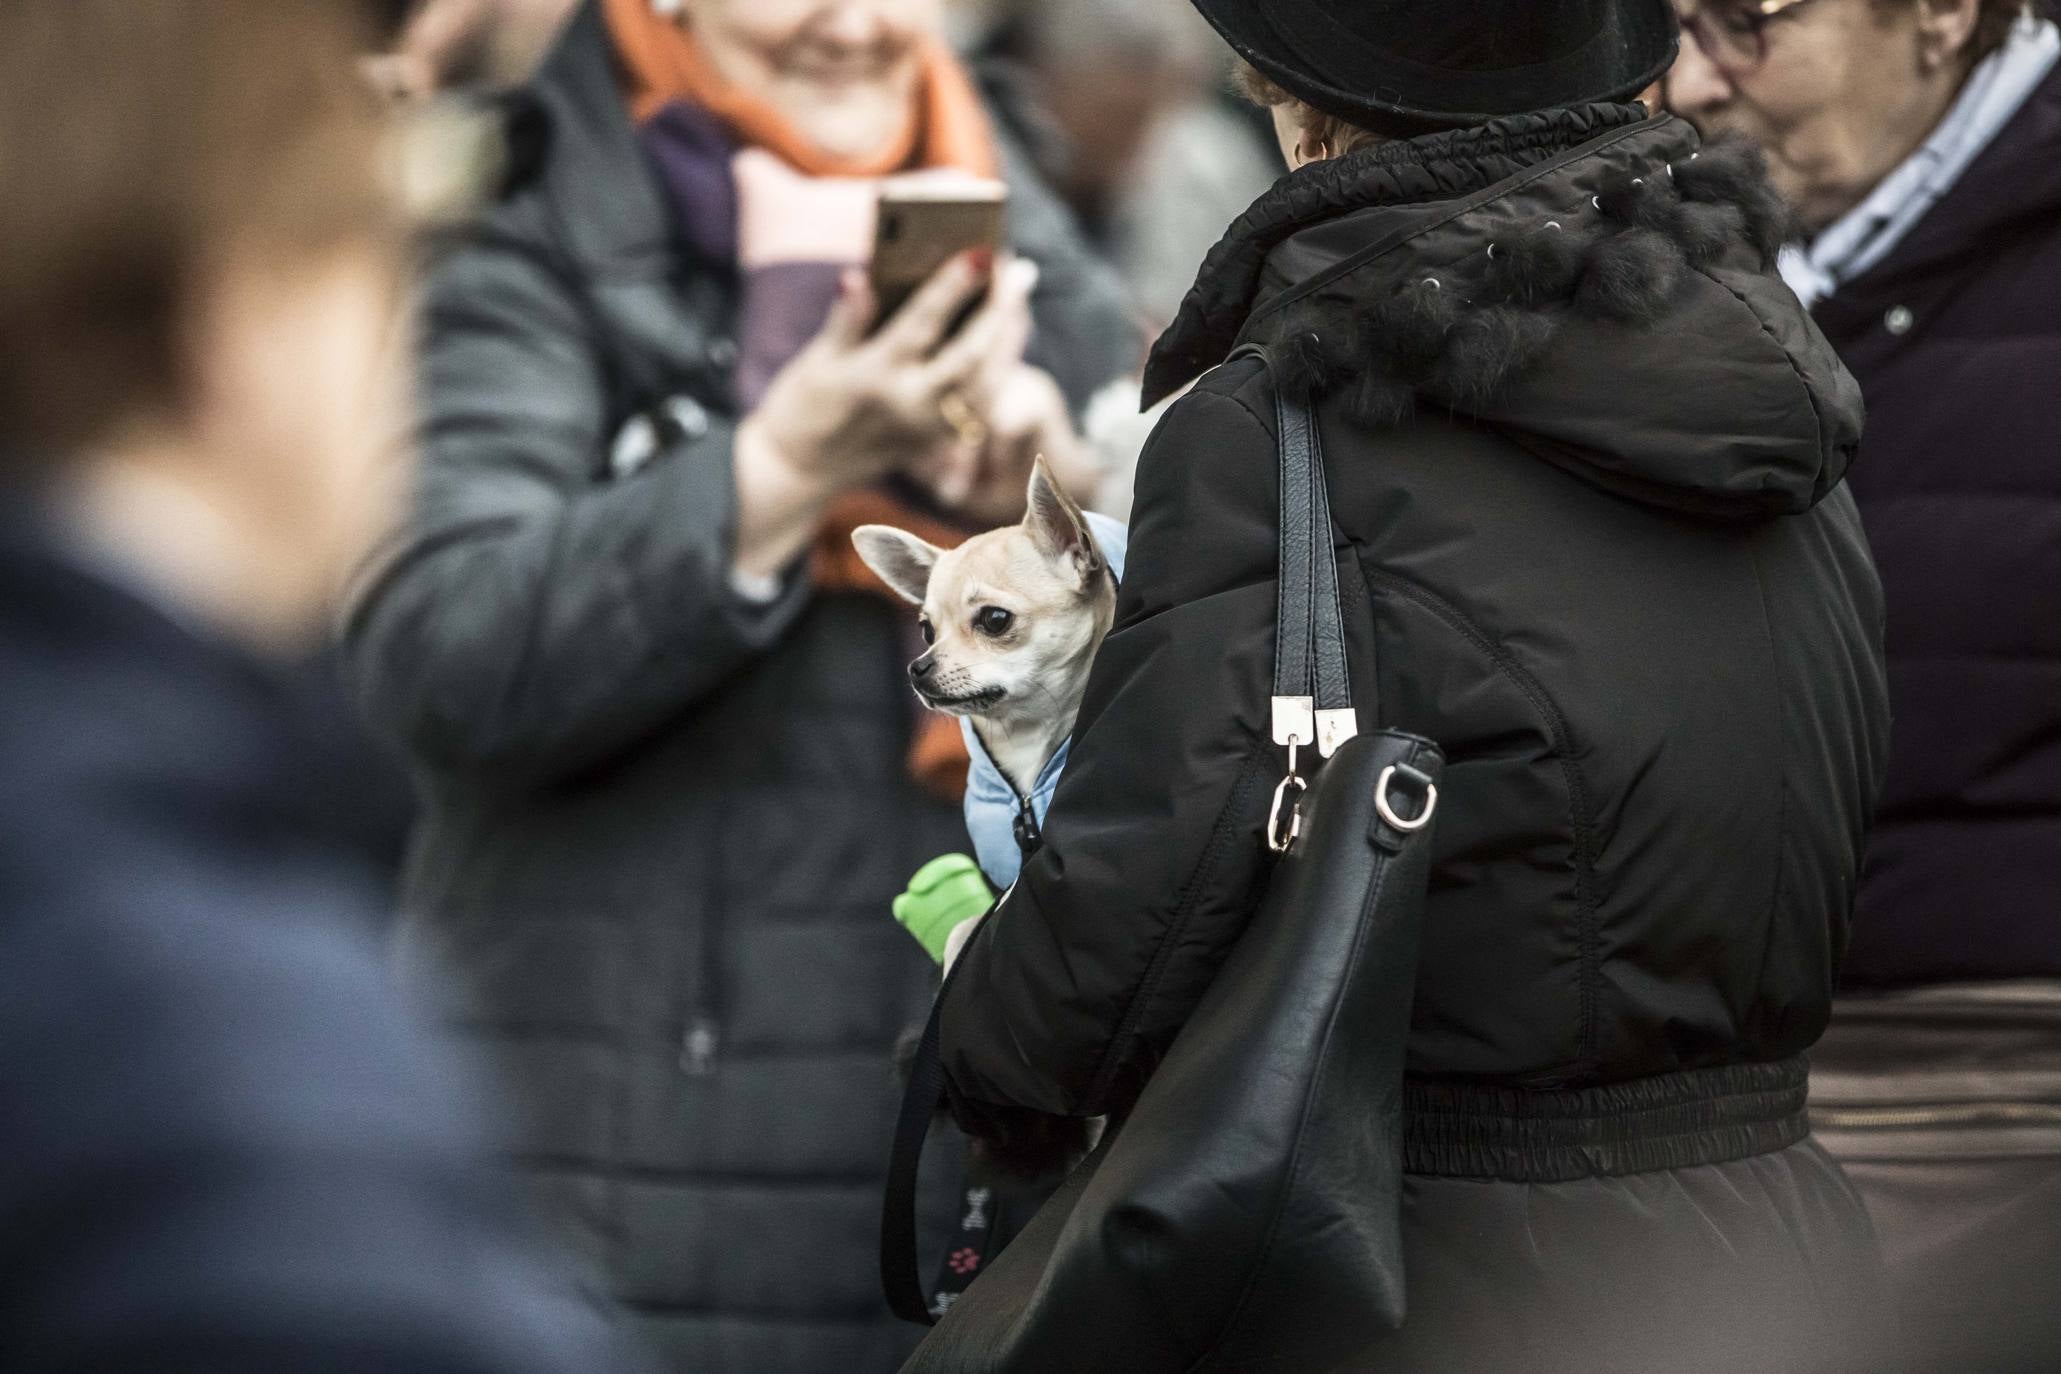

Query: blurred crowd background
left=337, top=0, right=1282, bottom=893
left=373, top=0, right=1280, bottom=323
left=2, top=1, right=2056, bottom=1372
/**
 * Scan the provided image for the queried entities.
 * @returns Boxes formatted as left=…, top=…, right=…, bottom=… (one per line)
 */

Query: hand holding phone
left=870, top=174, right=1008, bottom=330
left=734, top=253, right=1033, bottom=577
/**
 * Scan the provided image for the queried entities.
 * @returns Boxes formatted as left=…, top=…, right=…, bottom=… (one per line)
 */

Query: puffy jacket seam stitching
left=1745, top=546, right=1795, bottom=1012
left=494, top=509, right=651, bottom=767
left=532, top=165, right=633, bottom=418
left=436, top=222, right=623, bottom=767
left=1076, top=377, right=1282, bottom=1110
left=1201, top=361, right=1278, bottom=438
left=340, top=515, right=525, bottom=652
left=1702, top=268, right=1833, bottom=482
left=1363, top=563, right=1602, bottom=1073
left=1082, top=734, right=1273, bottom=1113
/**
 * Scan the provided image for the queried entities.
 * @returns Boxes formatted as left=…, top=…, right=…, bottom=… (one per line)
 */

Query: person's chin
left=787, top=83, right=915, bottom=159
left=1757, top=147, right=1826, bottom=231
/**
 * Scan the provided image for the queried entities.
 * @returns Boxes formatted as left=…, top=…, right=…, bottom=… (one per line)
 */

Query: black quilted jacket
left=934, top=105, right=1897, bottom=1372
left=942, top=105, right=1891, bottom=1120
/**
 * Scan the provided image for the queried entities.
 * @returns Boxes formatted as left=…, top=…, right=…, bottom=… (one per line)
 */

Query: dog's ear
left=1023, top=456, right=1101, bottom=587
left=851, top=525, right=941, bottom=605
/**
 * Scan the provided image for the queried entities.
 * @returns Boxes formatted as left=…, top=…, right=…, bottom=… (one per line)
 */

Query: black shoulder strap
left=882, top=972, right=952, bottom=1324
left=1279, top=388, right=1354, bottom=720
left=1273, top=379, right=1317, bottom=710
left=1248, top=343, right=1356, bottom=755
left=882, top=907, right=992, bottom=1325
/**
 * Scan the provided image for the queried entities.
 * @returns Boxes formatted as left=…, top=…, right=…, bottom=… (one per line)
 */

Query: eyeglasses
left=1675, top=0, right=1818, bottom=76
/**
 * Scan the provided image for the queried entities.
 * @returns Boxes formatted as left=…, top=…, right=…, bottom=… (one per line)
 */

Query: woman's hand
left=908, top=256, right=1100, bottom=526
left=732, top=252, right=1034, bottom=579
left=921, top=362, right=1100, bottom=527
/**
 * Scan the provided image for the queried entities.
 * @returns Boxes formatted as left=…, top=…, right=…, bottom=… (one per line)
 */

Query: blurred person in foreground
left=1668, top=4, right=2061, bottom=1370
left=0, top=3, right=636, bottom=1371
left=368, top=0, right=583, bottom=99
left=343, top=0, right=1135, bottom=1368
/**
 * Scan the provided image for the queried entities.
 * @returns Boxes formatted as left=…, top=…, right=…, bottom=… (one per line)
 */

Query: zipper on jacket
left=679, top=824, right=725, bottom=1077
left=1012, top=791, right=1042, bottom=861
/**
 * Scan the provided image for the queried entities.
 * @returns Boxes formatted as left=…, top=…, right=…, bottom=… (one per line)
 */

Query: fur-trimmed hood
left=1145, top=104, right=1866, bottom=521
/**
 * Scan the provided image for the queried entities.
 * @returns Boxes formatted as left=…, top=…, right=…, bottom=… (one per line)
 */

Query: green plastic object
left=893, top=854, right=994, bottom=964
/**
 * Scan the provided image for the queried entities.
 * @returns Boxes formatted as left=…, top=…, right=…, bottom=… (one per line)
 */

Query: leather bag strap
left=1287, top=389, right=1355, bottom=722
left=1245, top=342, right=1355, bottom=757
left=1272, top=385, right=1318, bottom=710
left=882, top=914, right=984, bottom=1325
left=882, top=989, right=949, bottom=1322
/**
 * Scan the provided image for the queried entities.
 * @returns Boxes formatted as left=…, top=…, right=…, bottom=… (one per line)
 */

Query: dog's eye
left=975, top=607, right=1014, bottom=637
left=918, top=617, right=935, bottom=645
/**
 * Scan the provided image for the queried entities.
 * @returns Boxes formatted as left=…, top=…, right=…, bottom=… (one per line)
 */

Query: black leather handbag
left=881, top=372, right=1444, bottom=1373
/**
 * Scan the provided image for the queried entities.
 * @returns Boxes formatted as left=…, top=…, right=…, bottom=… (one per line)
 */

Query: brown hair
left=1234, top=61, right=1387, bottom=159
left=1967, top=0, right=2043, bottom=59
left=0, top=1, right=400, bottom=459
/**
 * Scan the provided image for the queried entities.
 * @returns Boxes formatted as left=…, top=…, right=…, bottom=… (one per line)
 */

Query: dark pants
left=1812, top=983, right=2061, bottom=1374
left=1350, top=1137, right=1890, bottom=1373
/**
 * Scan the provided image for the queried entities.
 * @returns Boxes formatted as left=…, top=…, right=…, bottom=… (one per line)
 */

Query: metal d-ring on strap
left=1375, top=764, right=1438, bottom=834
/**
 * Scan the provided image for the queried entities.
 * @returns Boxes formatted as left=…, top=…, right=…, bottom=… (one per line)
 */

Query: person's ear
left=1914, top=0, right=1982, bottom=74
left=851, top=525, right=941, bottom=604
left=1022, top=456, right=1100, bottom=587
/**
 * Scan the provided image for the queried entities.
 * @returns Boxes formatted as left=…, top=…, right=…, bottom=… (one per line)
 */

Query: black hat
left=1191, top=0, right=1679, bottom=135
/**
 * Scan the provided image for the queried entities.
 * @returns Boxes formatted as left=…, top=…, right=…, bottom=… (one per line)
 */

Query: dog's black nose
left=909, top=655, right=936, bottom=681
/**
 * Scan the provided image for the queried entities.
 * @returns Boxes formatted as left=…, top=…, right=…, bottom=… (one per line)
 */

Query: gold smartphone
left=870, top=174, right=1009, bottom=328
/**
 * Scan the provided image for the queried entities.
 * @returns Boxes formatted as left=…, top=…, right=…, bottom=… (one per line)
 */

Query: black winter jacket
left=344, top=6, right=1136, bottom=1371
left=938, top=107, right=1894, bottom=1370
left=1814, top=65, right=2061, bottom=989
left=0, top=520, right=629, bottom=1374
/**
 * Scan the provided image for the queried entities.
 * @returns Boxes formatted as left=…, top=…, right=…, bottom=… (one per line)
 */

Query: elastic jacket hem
left=1403, top=1057, right=1810, bottom=1181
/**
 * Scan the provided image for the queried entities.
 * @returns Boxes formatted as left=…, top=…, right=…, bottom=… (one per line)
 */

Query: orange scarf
left=604, top=0, right=1000, bottom=801
left=603, top=0, right=998, bottom=181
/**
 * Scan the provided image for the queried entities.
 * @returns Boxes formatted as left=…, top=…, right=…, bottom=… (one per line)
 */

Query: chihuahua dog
left=853, top=458, right=1116, bottom=803
left=858, top=460, right=1116, bottom=1181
